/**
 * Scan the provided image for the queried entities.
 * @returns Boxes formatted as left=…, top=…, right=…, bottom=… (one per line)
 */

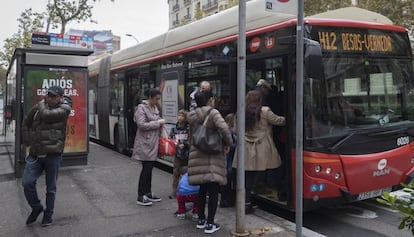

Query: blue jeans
left=22, top=154, right=62, bottom=215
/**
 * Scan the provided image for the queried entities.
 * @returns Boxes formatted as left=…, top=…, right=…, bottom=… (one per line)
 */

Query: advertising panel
left=24, top=67, right=88, bottom=154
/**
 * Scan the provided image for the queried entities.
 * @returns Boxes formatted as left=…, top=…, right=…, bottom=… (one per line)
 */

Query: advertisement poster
left=24, top=67, right=88, bottom=154
left=160, top=79, right=178, bottom=124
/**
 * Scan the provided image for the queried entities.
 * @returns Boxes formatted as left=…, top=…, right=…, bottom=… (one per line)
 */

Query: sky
left=0, top=0, right=170, bottom=51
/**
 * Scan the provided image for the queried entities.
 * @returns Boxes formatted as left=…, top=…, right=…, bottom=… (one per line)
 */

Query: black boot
left=26, top=206, right=43, bottom=225
left=41, top=212, right=53, bottom=227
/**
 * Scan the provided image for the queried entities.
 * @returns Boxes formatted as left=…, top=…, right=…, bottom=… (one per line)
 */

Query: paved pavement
left=0, top=140, right=325, bottom=237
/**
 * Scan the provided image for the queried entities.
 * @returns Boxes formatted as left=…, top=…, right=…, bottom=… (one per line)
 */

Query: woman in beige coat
left=187, top=89, right=232, bottom=234
left=233, top=90, right=285, bottom=213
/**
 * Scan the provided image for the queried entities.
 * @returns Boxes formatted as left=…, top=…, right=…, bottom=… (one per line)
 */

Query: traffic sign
left=265, top=0, right=298, bottom=15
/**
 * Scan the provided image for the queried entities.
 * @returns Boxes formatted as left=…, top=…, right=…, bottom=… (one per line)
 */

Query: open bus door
left=251, top=39, right=323, bottom=211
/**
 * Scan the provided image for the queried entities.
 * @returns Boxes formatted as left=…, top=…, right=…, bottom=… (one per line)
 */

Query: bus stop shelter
left=5, top=46, right=93, bottom=178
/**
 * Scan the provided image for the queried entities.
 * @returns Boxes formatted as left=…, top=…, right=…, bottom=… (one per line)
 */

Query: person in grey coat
left=187, top=89, right=232, bottom=234
left=132, top=88, right=165, bottom=206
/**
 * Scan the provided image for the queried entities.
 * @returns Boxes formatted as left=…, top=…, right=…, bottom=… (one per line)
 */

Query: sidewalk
left=0, top=142, right=324, bottom=237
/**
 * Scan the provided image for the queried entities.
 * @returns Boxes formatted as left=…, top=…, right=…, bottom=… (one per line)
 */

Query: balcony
left=172, top=4, right=180, bottom=11
left=202, top=0, right=218, bottom=10
left=184, top=0, right=191, bottom=6
left=183, top=14, right=191, bottom=20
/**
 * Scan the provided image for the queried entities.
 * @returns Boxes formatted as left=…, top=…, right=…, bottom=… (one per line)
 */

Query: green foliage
left=228, top=0, right=239, bottom=8
left=194, top=4, right=203, bottom=20
left=0, top=0, right=114, bottom=67
left=0, top=8, right=44, bottom=67
left=47, top=0, right=97, bottom=34
left=305, top=0, right=353, bottom=16
left=355, top=0, right=414, bottom=34
left=305, top=0, right=414, bottom=34
left=0, top=66, right=6, bottom=92
left=377, top=181, right=414, bottom=235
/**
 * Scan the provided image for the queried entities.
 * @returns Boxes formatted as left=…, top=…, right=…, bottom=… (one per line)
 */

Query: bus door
left=125, top=69, right=140, bottom=150
left=246, top=56, right=291, bottom=206
left=109, top=70, right=126, bottom=152
left=125, top=66, right=155, bottom=151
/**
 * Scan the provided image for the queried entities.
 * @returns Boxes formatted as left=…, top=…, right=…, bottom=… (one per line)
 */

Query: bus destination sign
left=318, top=31, right=392, bottom=52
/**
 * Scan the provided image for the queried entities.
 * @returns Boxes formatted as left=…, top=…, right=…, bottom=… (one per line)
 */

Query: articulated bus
left=88, top=0, right=414, bottom=210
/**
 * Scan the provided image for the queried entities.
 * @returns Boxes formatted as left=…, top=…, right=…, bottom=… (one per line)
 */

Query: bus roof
left=308, top=7, right=393, bottom=24
left=89, top=0, right=296, bottom=73
left=89, top=0, right=404, bottom=74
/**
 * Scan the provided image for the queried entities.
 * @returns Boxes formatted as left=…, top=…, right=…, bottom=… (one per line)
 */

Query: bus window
left=304, top=57, right=414, bottom=151
left=187, top=64, right=231, bottom=114
left=89, top=75, right=98, bottom=137
left=109, top=71, right=124, bottom=116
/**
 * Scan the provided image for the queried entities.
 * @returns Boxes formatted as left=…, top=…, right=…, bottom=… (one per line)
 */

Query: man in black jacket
left=22, top=85, right=72, bottom=227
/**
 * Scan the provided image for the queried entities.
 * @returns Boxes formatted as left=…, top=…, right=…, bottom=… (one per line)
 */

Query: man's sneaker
left=146, top=193, right=162, bottom=202
left=191, top=213, right=199, bottom=221
left=26, top=206, right=43, bottom=225
left=137, top=195, right=153, bottom=206
left=204, top=223, right=221, bottom=234
left=41, top=213, right=53, bottom=227
left=196, top=219, right=206, bottom=229
left=176, top=213, right=186, bottom=220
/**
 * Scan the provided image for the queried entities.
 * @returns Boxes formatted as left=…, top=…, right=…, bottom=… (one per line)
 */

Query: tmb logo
left=249, top=37, right=261, bottom=53
left=373, top=159, right=390, bottom=177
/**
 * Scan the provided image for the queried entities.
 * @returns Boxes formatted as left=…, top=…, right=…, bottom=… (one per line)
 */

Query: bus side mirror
left=304, top=39, right=322, bottom=79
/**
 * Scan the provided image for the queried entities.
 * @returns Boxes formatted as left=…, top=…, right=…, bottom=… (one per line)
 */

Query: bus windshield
left=304, top=56, right=414, bottom=147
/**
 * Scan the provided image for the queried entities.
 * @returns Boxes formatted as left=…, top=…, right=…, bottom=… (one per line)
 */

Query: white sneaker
left=176, top=213, right=186, bottom=220
left=137, top=195, right=153, bottom=206
left=204, top=223, right=221, bottom=234
left=191, top=213, right=199, bottom=221
left=146, top=193, right=162, bottom=202
left=196, top=219, right=206, bottom=229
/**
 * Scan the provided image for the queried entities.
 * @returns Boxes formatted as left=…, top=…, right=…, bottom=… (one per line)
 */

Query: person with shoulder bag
left=187, top=89, right=232, bottom=234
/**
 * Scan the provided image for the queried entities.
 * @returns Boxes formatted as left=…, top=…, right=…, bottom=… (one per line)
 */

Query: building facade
left=167, top=0, right=243, bottom=29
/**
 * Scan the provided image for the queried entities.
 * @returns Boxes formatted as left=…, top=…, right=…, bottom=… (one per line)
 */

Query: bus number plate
left=357, top=187, right=392, bottom=201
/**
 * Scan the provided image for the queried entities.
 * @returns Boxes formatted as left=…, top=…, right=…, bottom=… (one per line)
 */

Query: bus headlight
left=326, top=167, right=332, bottom=174
left=315, top=165, right=321, bottom=173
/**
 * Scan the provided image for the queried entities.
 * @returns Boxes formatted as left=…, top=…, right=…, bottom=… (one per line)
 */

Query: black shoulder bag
left=191, top=108, right=223, bottom=154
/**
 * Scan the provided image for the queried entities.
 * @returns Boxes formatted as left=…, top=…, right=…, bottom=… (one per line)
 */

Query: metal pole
left=15, top=49, right=24, bottom=178
left=46, top=0, right=51, bottom=33
left=295, top=0, right=304, bottom=236
left=234, top=0, right=247, bottom=236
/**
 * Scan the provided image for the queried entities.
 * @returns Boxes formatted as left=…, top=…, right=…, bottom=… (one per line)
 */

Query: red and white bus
left=88, top=0, right=414, bottom=210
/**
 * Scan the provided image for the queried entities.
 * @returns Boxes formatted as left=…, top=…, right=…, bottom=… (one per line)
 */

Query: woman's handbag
left=191, top=108, right=223, bottom=154
left=158, top=127, right=176, bottom=156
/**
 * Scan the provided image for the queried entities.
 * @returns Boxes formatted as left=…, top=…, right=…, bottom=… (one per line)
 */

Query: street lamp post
left=125, top=33, right=139, bottom=43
